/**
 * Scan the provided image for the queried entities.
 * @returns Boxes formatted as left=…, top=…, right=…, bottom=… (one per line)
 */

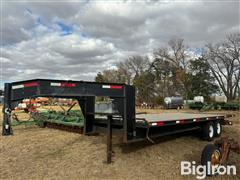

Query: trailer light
left=206, top=118, right=209, bottom=120
left=193, top=118, right=200, bottom=122
left=157, top=121, right=164, bottom=126
left=176, top=120, right=185, bottom=124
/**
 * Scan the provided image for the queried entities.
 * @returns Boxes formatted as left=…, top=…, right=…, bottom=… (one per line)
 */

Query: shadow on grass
left=120, top=130, right=202, bottom=154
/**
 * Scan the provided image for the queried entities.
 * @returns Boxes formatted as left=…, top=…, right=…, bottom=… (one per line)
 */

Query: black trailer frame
left=2, top=79, right=226, bottom=163
left=2, top=79, right=136, bottom=142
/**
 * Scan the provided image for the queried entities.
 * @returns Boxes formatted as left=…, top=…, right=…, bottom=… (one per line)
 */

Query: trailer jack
left=106, top=115, right=113, bottom=164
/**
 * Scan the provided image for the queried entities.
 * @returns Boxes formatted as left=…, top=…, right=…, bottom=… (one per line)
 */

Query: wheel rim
left=217, top=123, right=221, bottom=134
left=211, top=150, right=221, bottom=173
left=209, top=125, right=214, bottom=138
left=211, top=150, right=220, bottom=165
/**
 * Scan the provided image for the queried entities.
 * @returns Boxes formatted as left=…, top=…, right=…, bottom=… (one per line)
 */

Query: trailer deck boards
left=136, top=113, right=224, bottom=123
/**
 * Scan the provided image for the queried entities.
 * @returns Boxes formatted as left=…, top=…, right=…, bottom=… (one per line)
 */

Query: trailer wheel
left=202, top=122, right=215, bottom=141
left=213, top=121, right=222, bottom=137
left=201, top=144, right=221, bottom=176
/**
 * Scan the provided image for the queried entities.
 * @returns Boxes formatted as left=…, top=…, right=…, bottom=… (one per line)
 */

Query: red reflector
left=61, top=83, right=76, bottom=87
left=24, top=82, right=39, bottom=87
left=179, top=120, right=185, bottom=124
left=157, top=121, right=164, bottom=126
left=110, top=85, right=122, bottom=89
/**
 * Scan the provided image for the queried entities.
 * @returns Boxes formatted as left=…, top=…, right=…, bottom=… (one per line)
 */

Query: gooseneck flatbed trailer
left=2, top=79, right=227, bottom=163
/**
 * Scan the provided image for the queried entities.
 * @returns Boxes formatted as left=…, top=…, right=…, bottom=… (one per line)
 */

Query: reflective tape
left=157, top=121, right=164, bottom=126
left=151, top=122, right=157, bottom=126
left=51, top=82, right=76, bottom=87
left=102, top=85, right=110, bottom=89
left=24, top=82, right=39, bottom=87
left=102, top=85, right=122, bottom=89
left=50, top=82, right=61, bottom=86
left=12, top=82, right=39, bottom=89
left=12, top=84, right=24, bottom=89
left=176, top=120, right=185, bottom=124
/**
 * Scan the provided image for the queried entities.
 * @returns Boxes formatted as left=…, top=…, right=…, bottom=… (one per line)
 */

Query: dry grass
left=0, top=105, right=239, bottom=180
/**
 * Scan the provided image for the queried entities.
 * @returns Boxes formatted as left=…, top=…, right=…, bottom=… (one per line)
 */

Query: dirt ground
left=0, top=105, right=239, bottom=180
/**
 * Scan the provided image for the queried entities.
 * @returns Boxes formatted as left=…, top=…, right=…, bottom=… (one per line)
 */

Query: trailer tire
left=201, top=144, right=221, bottom=176
left=213, top=121, right=222, bottom=137
left=202, top=122, right=215, bottom=141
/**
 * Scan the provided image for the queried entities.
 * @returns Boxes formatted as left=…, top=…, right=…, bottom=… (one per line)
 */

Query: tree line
left=95, top=33, right=240, bottom=104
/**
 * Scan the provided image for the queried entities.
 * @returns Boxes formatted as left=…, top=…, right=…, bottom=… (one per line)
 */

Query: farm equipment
left=32, top=110, right=84, bottom=128
left=201, top=137, right=240, bottom=175
left=31, top=110, right=85, bottom=133
left=2, top=79, right=228, bottom=163
left=188, top=102, right=205, bottom=110
left=189, top=102, right=240, bottom=111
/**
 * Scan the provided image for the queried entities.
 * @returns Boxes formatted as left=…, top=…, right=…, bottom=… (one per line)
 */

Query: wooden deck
left=136, top=113, right=224, bottom=123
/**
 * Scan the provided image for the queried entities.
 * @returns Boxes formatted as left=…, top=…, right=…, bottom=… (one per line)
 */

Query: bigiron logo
left=181, top=161, right=237, bottom=179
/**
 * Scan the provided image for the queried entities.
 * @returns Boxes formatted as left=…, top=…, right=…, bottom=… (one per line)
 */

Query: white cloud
left=1, top=0, right=239, bottom=88
left=2, top=31, right=120, bottom=84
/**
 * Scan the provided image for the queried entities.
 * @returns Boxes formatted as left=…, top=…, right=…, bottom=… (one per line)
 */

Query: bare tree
left=95, top=69, right=127, bottom=84
left=204, top=33, right=240, bottom=101
left=154, top=38, right=189, bottom=70
left=116, top=55, right=150, bottom=84
left=126, top=56, right=149, bottom=77
left=116, top=61, right=132, bottom=85
left=95, top=55, right=150, bottom=86
left=153, top=38, right=190, bottom=97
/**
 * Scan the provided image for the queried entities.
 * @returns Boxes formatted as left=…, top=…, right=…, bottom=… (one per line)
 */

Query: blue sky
left=57, top=21, right=73, bottom=36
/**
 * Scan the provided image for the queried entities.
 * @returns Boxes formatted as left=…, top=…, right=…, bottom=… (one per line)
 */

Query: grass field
left=0, top=105, right=239, bottom=180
